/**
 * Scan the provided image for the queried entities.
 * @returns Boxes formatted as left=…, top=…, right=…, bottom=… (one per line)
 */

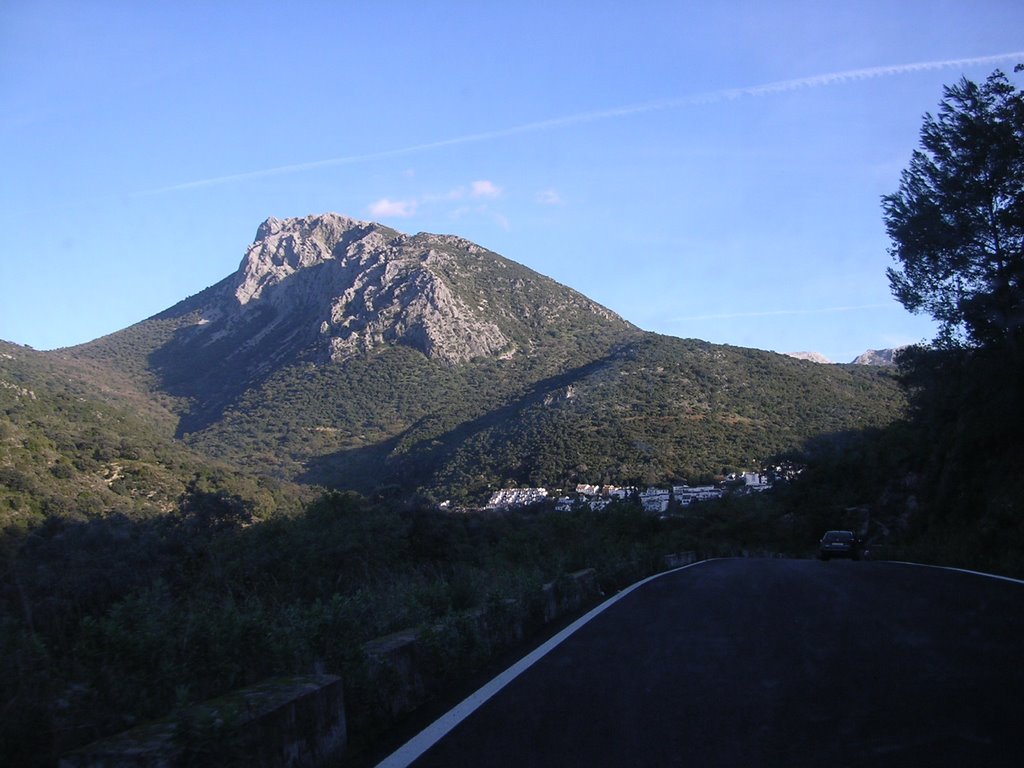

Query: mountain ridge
left=786, top=347, right=909, bottom=366
left=54, top=213, right=906, bottom=499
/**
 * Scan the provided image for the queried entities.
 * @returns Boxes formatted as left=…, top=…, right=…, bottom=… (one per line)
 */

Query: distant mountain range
left=10, top=214, right=907, bottom=502
left=786, top=348, right=909, bottom=366
left=849, top=348, right=908, bottom=366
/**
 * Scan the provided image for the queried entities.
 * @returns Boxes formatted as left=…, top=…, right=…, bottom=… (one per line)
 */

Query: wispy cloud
left=471, top=179, right=502, bottom=199
left=368, top=198, right=418, bottom=218
left=368, top=179, right=504, bottom=219
left=141, top=51, right=1024, bottom=195
left=692, top=52, right=1024, bottom=102
left=676, top=303, right=892, bottom=321
left=536, top=189, right=563, bottom=206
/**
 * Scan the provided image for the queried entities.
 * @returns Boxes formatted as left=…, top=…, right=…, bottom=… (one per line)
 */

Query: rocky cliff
left=850, top=347, right=907, bottom=366
left=231, top=215, right=510, bottom=364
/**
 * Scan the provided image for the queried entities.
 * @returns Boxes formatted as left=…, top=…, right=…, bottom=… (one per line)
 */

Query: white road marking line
left=885, top=560, right=1024, bottom=586
left=374, top=560, right=708, bottom=768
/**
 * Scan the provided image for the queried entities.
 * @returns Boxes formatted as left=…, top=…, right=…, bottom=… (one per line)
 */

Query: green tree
left=879, top=67, right=1024, bottom=573
left=883, top=65, right=1024, bottom=354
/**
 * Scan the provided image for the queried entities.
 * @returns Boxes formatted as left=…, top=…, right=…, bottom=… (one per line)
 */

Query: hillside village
left=481, top=470, right=783, bottom=514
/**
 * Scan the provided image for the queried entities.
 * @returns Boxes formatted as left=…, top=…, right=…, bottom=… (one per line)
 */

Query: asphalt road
left=377, top=558, right=1023, bottom=768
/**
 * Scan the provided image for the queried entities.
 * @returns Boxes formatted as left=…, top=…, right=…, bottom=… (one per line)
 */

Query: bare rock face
left=216, top=214, right=510, bottom=364
left=234, top=214, right=369, bottom=304
left=849, top=348, right=906, bottom=366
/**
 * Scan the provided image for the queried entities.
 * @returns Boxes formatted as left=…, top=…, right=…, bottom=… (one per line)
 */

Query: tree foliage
left=860, top=68, right=1024, bottom=574
left=884, top=65, right=1024, bottom=352
left=181, top=336, right=905, bottom=500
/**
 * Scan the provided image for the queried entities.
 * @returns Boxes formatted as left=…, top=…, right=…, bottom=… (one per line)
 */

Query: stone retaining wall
left=60, top=675, right=346, bottom=768
left=355, top=568, right=601, bottom=735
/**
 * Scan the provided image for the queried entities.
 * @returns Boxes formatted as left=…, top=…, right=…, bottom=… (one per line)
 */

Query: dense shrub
left=0, top=490, right=736, bottom=766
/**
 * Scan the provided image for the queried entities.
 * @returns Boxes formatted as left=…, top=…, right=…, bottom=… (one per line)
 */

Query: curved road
left=377, top=558, right=1023, bottom=767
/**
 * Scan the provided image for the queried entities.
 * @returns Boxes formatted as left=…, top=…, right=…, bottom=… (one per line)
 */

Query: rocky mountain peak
left=849, top=347, right=907, bottom=366
left=221, top=213, right=518, bottom=364
left=158, top=212, right=631, bottom=374
left=235, top=213, right=379, bottom=305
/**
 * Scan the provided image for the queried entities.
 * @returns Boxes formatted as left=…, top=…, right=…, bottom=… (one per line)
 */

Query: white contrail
left=142, top=51, right=1024, bottom=195
left=677, top=303, right=893, bottom=321
left=700, top=51, right=1024, bottom=101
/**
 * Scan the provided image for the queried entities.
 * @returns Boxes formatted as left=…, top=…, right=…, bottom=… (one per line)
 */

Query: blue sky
left=2, top=1, right=1022, bottom=362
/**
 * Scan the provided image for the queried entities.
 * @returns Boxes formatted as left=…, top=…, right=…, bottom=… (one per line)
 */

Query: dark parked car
left=818, top=530, right=861, bottom=560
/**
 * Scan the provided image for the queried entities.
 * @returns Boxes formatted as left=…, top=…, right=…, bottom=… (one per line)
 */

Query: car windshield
left=824, top=532, right=853, bottom=542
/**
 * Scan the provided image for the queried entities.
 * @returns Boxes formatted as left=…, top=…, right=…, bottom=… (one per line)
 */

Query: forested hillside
left=0, top=341, right=308, bottom=532
left=48, top=215, right=907, bottom=501
left=62, top=330, right=906, bottom=501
